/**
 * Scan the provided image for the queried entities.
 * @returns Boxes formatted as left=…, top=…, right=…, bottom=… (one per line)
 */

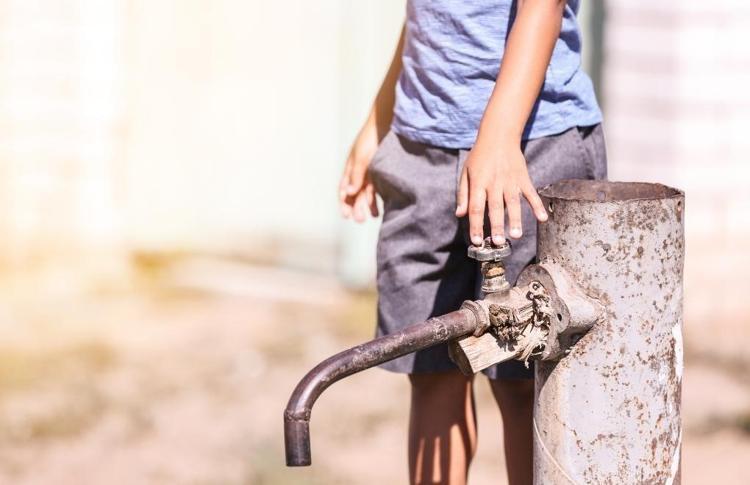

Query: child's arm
left=339, top=26, right=405, bottom=222
left=456, top=0, right=566, bottom=245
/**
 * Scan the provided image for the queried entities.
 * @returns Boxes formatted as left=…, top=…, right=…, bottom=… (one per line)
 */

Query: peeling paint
left=534, top=180, right=684, bottom=484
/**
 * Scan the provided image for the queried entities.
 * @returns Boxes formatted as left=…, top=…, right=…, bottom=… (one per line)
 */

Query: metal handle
left=468, top=237, right=511, bottom=293
left=467, top=236, right=511, bottom=262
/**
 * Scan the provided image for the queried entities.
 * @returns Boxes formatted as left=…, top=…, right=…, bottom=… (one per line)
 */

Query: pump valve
left=468, top=237, right=511, bottom=293
left=467, top=237, right=511, bottom=262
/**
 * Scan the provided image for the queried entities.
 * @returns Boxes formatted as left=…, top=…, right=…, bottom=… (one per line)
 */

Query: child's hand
left=455, top=141, right=548, bottom=246
left=338, top=127, right=380, bottom=222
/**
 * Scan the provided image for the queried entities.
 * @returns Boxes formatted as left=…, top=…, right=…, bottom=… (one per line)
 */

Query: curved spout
left=283, top=308, right=478, bottom=466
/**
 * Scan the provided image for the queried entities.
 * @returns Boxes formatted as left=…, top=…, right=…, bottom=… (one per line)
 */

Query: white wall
left=0, top=0, right=125, bottom=281
left=0, top=0, right=406, bottom=283
left=603, top=0, right=750, bottom=353
left=122, top=0, right=405, bottom=273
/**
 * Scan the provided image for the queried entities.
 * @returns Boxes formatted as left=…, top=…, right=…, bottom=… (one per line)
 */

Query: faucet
left=284, top=236, right=602, bottom=466
left=284, top=179, right=686, bottom=483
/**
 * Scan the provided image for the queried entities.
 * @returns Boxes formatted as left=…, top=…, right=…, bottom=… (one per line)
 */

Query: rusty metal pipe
left=284, top=308, right=478, bottom=466
left=534, top=180, right=685, bottom=484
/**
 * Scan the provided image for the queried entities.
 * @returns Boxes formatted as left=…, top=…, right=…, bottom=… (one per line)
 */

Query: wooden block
left=449, top=332, right=521, bottom=375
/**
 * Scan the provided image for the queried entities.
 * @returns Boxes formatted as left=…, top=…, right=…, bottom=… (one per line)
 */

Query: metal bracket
left=449, top=280, right=554, bottom=374
left=449, top=259, right=604, bottom=374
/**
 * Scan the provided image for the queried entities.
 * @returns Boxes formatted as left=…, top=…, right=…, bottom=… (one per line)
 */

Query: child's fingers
left=365, top=183, right=379, bottom=217
left=455, top=167, right=469, bottom=216
left=487, top=189, right=505, bottom=245
left=339, top=158, right=353, bottom=201
left=353, top=191, right=369, bottom=223
left=468, top=181, right=486, bottom=246
left=347, top=161, right=368, bottom=196
left=340, top=195, right=353, bottom=218
left=505, top=188, right=523, bottom=239
left=522, top=181, right=548, bottom=222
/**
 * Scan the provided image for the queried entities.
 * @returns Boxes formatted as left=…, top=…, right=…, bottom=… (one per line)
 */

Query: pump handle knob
left=467, top=237, right=511, bottom=262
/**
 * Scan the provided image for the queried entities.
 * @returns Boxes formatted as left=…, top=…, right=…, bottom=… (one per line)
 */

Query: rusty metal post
left=533, top=180, right=684, bottom=484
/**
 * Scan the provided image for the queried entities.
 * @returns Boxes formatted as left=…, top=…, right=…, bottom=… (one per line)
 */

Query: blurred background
left=0, top=0, right=747, bottom=483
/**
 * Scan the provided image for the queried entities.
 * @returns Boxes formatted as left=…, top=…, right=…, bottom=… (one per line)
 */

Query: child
left=339, top=1, right=605, bottom=484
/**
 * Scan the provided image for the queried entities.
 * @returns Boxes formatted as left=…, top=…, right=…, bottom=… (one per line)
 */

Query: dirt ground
left=0, top=258, right=747, bottom=484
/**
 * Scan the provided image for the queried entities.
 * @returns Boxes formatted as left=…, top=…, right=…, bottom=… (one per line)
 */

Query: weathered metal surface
left=451, top=282, right=549, bottom=373
left=533, top=180, right=684, bottom=484
left=283, top=308, right=479, bottom=466
left=451, top=263, right=603, bottom=374
left=517, top=261, right=604, bottom=361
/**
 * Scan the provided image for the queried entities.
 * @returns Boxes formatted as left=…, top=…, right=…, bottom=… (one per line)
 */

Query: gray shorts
left=369, top=125, right=607, bottom=379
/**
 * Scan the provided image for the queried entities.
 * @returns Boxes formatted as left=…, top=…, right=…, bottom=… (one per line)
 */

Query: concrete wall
left=122, top=0, right=404, bottom=272
left=0, top=0, right=405, bottom=281
left=602, top=0, right=750, bottom=356
left=0, top=0, right=126, bottom=286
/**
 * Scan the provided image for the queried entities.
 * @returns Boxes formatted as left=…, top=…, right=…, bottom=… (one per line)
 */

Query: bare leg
left=489, top=378, right=534, bottom=485
left=408, top=370, right=477, bottom=485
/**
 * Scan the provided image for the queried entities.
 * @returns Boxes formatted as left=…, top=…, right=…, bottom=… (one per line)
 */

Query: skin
left=339, top=1, right=567, bottom=483
left=456, top=0, right=565, bottom=245
left=408, top=372, right=477, bottom=485
left=409, top=372, right=535, bottom=485
left=338, top=27, right=405, bottom=222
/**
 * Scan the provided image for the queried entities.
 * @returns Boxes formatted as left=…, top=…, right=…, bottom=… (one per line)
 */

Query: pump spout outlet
left=283, top=308, right=480, bottom=466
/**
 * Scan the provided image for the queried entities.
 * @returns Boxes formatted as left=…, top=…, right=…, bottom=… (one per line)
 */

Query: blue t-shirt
left=391, top=0, right=602, bottom=149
